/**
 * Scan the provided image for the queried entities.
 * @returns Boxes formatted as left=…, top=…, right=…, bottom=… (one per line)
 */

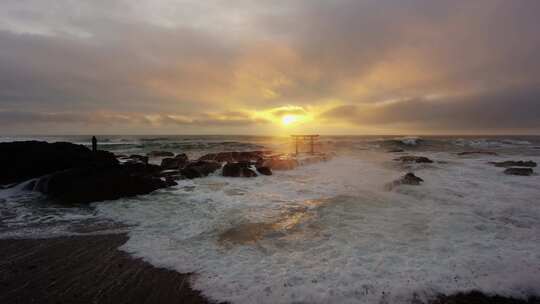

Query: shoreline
left=0, top=234, right=213, bottom=304
left=0, top=234, right=538, bottom=304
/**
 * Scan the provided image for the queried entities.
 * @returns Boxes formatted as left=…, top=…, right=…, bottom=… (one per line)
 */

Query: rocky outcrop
left=504, top=168, right=534, bottom=176
left=222, top=162, right=257, bottom=178
left=489, top=161, right=537, bottom=168
left=180, top=161, right=221, bottom=179
left=160, top=153, right=189, bottom=170
left=147, top=151, right=174, bottom=158
left=198, top=151, right=265, bottom=164
left=27, top=162, right=174, bottom=204
left=458, top=151, right=498, bottom=156
left=0, top=141, right=118, bottom=185
left=393, top=156, right=433, bottom=163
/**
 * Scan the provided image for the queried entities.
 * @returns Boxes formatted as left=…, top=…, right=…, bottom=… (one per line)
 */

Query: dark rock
left=222, top=163, right=257, bottom=178
left=458, top=151, right=498, bottom=156
left=180, top=161, right=221, bottom=179
left=388, top=149, right=405, bottom=153
left=393, top=156, right=433, bottom=163
left=128, top=155, right=148, bottom=164
left=0, top=141, right=118, bottom=185
left=160, top=153, right=189, bottom=170
left=504, top=168, right=534, bottom=176
left=39, top=164, right=168, bottom=204
left=489, top=160, right=537, bottom=168
left=199, top=151, right=265, bottom=163
left=401, top=172, right=424, bottom=185
left=147, top=151, right=174, bottom=158
left=256, top=166, right=272, bottom=176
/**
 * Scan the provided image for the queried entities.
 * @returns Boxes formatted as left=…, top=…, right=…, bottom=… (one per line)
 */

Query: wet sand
left=0, top=234, right=537, bottom=304
left=0, top=234, right=213, bottom=304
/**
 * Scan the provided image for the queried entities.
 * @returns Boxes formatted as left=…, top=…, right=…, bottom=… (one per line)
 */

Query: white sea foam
left=94, top=152, right=540, bottom=303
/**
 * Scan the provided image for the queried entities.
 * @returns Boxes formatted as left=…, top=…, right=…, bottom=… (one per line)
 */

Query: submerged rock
left=504, top=168, right=534, bottom=176
left=489, top=160, right=537, bottom=168
left=160, top=153, right=189, bottom=170
left=385, top=172, right=424, bottom=190
left=458, top=151, right=498, bottom=156
left=393, top=156, right=433, bottom=163
left=401, top=172, right=424, bottom=185
left=0, top=141, right=118, bottom=185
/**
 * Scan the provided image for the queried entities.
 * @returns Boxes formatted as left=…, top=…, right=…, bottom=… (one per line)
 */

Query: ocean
left=1, top=135, right=540, bottom=303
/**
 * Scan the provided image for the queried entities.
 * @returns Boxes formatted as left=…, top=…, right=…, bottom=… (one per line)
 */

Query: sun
left=281, top=114, right=299, bottom=126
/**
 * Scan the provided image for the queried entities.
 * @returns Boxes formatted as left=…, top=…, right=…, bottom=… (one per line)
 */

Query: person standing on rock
left=92, top=136, right=97, bottom=152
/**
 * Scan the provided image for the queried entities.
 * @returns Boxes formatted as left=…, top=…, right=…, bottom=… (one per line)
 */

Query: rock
left=222, top=162, right=257, bottom=178
left=393, top=156, right=433, bottom=163
left=256, top=166, right=272, bottom=176
left=458, top=151, right=498, bottom=156
left=504, top=168, right=534, bottom=176
left=198, top=151, right=265, bottom=163
left=388, top=149, right=405, bottom=153
left=147, top=151, right=174, bottom=158
left=385, top=172, right=424, bottom=190
left=489, top=160, right=537, bottom=168
left=262, top=158, right=299, bottom=170
left=180, top=161, right=221, bottom=179
left=39, top=163, right=169, bottom=204
left=401, top=172, right=424, bottom=185
left=0, top=141, right=118, bottom=185
left=160, top=153, right=189, bottom=170
left=128, top=154, right=148, bottom=164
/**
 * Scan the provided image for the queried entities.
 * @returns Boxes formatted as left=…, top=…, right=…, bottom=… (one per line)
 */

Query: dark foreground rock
left=489, top=160, right=537, bottom=168
left=32, top=163, right=174, bottom=204
left=0, top=141, right=118, bottom=185
left=394, top=156, right=434, bottom=163
left=222, top=162, right=257, bottom=177
left=431, top=290, right=539, bottom=304
left=504, top=167, right=534, bottom=176
left=0, top=234, right=213, bottom=304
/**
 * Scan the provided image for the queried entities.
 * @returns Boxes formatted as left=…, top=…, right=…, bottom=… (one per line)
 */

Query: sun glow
left=282, top=114, right=299, bottom=126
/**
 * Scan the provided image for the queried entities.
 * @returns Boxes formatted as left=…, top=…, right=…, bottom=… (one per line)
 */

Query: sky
left=1, top=0, right=539, bottom=135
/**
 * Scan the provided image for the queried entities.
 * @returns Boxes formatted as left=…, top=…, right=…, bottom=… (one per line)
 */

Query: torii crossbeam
left=291, top=135, right=319, bottom=155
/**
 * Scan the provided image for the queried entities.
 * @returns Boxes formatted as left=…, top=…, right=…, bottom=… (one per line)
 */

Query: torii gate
left=291, top=135, right=319, bottom=155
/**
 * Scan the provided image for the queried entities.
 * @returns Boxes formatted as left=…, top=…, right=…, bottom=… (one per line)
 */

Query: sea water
left=1, top=135, right=540, bottom=303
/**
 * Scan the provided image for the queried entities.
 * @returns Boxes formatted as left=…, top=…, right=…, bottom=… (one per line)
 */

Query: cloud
left=0, top=0, right=539, bottom=133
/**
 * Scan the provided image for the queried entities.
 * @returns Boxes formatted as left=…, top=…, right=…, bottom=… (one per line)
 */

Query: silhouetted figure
left=92, top=136, right=97, bottom=152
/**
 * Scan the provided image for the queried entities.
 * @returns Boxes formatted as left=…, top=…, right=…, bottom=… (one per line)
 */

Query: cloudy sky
left=1, top=0, right=539, bottom=135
